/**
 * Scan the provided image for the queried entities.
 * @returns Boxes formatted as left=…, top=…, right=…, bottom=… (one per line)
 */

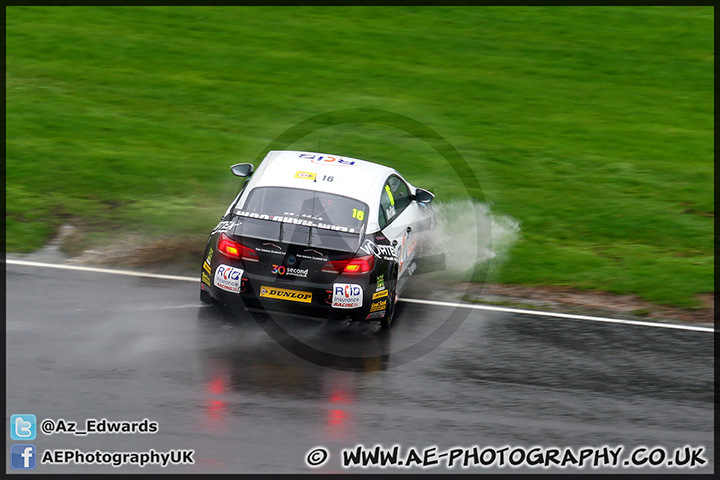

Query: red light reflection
left=199, top=363, right=230, bottom=434
left=323, top=373, right=356, bottom=440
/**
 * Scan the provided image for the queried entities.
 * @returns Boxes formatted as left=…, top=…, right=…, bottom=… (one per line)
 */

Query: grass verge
left=6, top=6, right=713, bottom=308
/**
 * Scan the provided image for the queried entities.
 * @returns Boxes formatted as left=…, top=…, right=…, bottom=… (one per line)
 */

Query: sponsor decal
left=332, top=283, right=363, bottom=309
left=259, top=286, right=312, bottom=303
left=372, top=289, right=389, bottom=300
left=205, top=248, right=213, bottom=265
left=256, top=243, right=285, bottom=255
left=359, top=239, right=397, bottom=260
left=369, top=300, right=387, bottom=313
left=271, top=264, right=309, bottom=278
left=201, top=272, right=212, bottom=286
left=297, top=249, right=328, bottom=262
left=299, top=153, right=356, bottom=166
left=214, top=264, right=244, bottom=293
left=376, top=274, right=385, bottom=291
left=366, top=310, right=386, bottom=320
left=406, top=262, right=417, bottom=276
left=203, top=262, right=212, bottom=274
left=295, top=171, right=317, bottom=180
left=385, top=184, right=395, bottom=206
left=211, top=220, right=236, bottom=234
left=351, top=208, right=365, bottom=221
left=293, top=212, right=325, bottom=221
left=236, top=210, right=357, bottom=234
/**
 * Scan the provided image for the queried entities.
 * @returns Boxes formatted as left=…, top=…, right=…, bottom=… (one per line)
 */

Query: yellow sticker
left=372, top=290, right=389, bottom=300
left=295, top=171, right=317, bottom=180
left=203, top=262, right=212, bottom=274
left=385, top=184, right=395, bottom=206
left=201, top=272, right=212, bottom=286
left=352, top=208, right=365, bottom=221
left=385, top=185, right=395, bottom=205
left=259, top=286, right=312, bottom=303
left=370, top=299, right=387, bottom=312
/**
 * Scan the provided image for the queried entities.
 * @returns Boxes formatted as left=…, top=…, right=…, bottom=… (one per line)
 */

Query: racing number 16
left=352, top=209, right=365, bottom=221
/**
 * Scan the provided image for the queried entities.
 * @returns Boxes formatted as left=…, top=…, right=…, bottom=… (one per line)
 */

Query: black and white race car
left=200, top=150, right=437, bottom=328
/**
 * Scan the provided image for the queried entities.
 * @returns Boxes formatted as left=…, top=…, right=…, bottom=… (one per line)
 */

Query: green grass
left=6, top=6, right=713, bottom=308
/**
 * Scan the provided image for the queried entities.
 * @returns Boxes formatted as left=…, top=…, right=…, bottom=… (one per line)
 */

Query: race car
left=200, top=150, right=437, bottom=329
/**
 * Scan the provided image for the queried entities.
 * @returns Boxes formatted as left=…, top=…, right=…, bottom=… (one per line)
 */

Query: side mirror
left=414, top=188, right=434, bottom=204
left=231, top=163, right=254, bottom=177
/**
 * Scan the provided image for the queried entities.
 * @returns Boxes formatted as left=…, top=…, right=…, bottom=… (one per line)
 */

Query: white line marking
left=6, top=259, right=197, bottom=282
left=399, top=298, right=713, bottom=332
left=7, top=258, right=713, bottom=332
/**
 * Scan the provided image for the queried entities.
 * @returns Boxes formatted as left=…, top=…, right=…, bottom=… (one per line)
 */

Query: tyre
left=200, top=289, right=215, bottom=305
left=380, top=268, right=398, bottom=330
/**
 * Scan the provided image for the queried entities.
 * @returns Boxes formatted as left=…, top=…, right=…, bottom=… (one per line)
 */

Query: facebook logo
left=10, top=414, right=36, bottom=440
left=11, top=444, right=37, bottom=470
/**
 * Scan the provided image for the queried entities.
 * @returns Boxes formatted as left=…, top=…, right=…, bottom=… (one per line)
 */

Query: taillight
left=217, top=233, right=259, bottom=262
left=322, top=254, right=375, bottom=275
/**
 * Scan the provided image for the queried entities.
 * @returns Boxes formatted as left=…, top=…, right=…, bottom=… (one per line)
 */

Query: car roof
left=232, top=150, right=411, bottom=234
left=247, top=150, right=397, bottom=202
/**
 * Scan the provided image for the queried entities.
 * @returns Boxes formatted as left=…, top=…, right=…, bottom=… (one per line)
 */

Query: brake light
left=322, top=254, right=375, bottom=275
left=218, top=234, right=239, bottom=258
left=218, top=233, right=259, bottom=262
left=321, top=260, right=345, bottom=274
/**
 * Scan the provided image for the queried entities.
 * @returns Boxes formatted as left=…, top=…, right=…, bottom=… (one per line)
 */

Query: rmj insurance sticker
left=332, top=284, right=363, bottom=308
left=214, top=264, right=244, bottom=293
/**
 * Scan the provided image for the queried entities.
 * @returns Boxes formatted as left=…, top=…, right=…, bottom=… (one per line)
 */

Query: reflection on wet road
left=5, top=263, right=714, bottom=473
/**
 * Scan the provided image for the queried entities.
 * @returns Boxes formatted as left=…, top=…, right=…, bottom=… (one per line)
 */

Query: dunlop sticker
left=372, top=289, right=389, bottom=300
left=259, top=286, right=312, bottom=303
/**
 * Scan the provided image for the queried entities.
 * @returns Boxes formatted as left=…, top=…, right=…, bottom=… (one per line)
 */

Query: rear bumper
left=202, top=273, right=380, bottom=322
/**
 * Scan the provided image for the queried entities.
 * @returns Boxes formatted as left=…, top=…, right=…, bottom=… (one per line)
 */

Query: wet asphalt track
left=5, top=261, right=714, bottom=474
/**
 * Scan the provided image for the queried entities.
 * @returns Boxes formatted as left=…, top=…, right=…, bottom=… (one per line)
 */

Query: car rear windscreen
left=233, top=187, right=369, bottom=252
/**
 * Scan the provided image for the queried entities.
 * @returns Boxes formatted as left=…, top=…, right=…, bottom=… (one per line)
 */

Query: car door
left=378, top=175, right=421, bottom=285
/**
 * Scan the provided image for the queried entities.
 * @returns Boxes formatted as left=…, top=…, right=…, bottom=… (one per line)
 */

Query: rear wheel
left=380, top=268, right=398, bottom=330
left=200, top=289, right=215, bottom=304
left=379, top=293, right=395, bottom=330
